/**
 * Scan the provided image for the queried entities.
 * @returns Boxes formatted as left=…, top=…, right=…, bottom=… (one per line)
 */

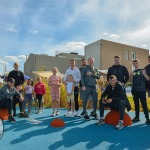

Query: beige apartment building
left=24, top=52, right=84, bottom=76
left=85, top=39, right=149, bottom=72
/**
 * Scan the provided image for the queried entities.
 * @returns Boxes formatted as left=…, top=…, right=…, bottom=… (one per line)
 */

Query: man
left=145, top=55, right=150, bottom=97
left=107, top=56, right=129, bottom=87
left=130, top=59, right=150, bottom=124
left=7, top=62, right=28, bottom=117
left=96, top=75, right=131, bottom=130
left=63, top=59, right=81, bottom=116
left=0, top=78, right=24, bottom=122
left=81, top=57, right=100, bottom=120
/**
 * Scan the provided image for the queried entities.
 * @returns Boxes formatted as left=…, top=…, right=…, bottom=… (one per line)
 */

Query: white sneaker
left=75, top=111, right=80, bottom=117
left=56, top=111, right=59, bottom=115
left=64, top=112, right=69, bottom=117
left=71, top=112, right=75, bottom=117
left=51, top=112, right=55, bottom=117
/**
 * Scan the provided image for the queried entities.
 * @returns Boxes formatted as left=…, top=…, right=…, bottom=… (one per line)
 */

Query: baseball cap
left=7, top=78, right=15, bottom=83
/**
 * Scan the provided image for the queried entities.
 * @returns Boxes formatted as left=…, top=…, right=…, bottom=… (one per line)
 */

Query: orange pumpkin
left=0, top=109, right=9, bottom=120
left=50, top=118, right=65, bottom=127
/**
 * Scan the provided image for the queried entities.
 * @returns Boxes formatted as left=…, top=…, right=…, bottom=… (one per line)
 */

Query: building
left=24, top=52, right=84, bottom=76
left=85, top=39, right=149, bottom=72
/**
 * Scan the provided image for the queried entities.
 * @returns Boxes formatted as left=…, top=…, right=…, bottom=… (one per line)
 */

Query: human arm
left=123, top=66, right=129, bottom=84
left=142, top=69, right=150, bottom=81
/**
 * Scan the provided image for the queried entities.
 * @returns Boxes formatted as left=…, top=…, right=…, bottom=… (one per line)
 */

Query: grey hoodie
left=0, top=84, right=21, bottom=101
left=81, top=65, right=100, bottom=87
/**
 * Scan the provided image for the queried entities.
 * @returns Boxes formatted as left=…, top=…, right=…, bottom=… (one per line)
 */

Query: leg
left=0, top=98, right=12, bottom=115
left=74, top=86, right=79, bottom=111
left=119, top=100, right=126, bottom=120
left=139, top=91, right=149, bottom=120
left=52, top=100, right=55, bottom=113
left=99, top=99, right=105, bottom=118
left=133, top=92, right=140, bottom=119
left=91, top=87, right=98, bottom=114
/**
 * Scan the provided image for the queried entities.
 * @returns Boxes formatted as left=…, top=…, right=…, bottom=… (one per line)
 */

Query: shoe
left=80, top=111, right=87, bottom=117
left=93, top=113, right=98, bottom=120
left=51, top=112, right=55, bottom=117
left=75, top=111, right=80, bottom=117
left=146, top=119, right=150, bottom=125
left=64, top=112, right=69, bottom=117
left=89, top=111, right=94, bottom=117
left=36, top=110, right=42, bottom=114
left=84, top=114, right=90, bottom=120
left=95, top=119, right=105, bottom=125
left=56, top=111, right=59, bottom=115
left=71, top=112, right=75, bottom=117
left=115, top=121, right=124, bottom=130
left=132, top=117, right=140, bottom=122
left=19, top=113, right=29, bottom=118
left=8, top=115, right=16, bottom=122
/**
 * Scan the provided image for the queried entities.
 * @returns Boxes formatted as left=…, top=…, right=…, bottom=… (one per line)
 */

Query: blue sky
left=0, top=0, right=150, bottom=75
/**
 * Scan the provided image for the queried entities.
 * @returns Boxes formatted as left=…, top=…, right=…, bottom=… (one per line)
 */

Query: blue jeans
left=23, top=94, right=33, bottom=112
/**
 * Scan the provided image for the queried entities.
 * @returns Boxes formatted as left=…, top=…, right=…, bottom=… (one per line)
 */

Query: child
left=48, top=67, right=62, bottom=117
left=65, top=75, right=75, bottom=117
left=34, top=76, right=46, bottom=114
left=130, top=59, right=150, bottom=124
left=23, top=79, right=34, bottom=114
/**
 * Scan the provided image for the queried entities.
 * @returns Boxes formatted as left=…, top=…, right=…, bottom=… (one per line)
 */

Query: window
left=132, top=51, right=136, bottom=71
left=125, top=50, right=129, bottom=60
left=131, top=51, right=136, bottom=60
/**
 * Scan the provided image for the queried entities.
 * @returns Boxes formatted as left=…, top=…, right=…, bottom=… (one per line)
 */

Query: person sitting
left=95, top=75, right=131, bottom=130
left=0, top=78, right=26, bottom=122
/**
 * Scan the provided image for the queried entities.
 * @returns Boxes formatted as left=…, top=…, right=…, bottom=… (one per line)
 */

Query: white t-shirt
left=67, top=81, right=74, bottom=94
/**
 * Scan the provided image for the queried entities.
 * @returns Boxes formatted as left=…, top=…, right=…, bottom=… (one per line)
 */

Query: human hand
left=106, top=98, right=112, bottom=103
left=102, top=98, right=107, bottom=104
left=86, top=71, right=92, bottom=77
left=82, top=86, right=86, bottom=91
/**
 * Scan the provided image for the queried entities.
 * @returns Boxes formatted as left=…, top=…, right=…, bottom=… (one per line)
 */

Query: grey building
left=24, top=52, right=84, bottom=76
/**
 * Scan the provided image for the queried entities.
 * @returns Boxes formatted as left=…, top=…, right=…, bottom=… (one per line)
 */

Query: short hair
left=81, top=58, right=86, bottom=62
left=14, top=62, right=19, bottom=66
left=70, top=59, right=75, bottom=62
left=132, top=59, right=139, bottom=63
left=114, top=56, right=121, bottom=59
left=148, top=55, right=150, bottom=59
left=109, top=75, right=116, bottom=80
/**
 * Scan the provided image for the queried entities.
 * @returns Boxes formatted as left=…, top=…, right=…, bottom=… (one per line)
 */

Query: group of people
left=0, top=55, right=150, bottom=130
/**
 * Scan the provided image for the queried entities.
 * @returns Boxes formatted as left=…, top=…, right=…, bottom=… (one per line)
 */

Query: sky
left=0, top=0, right=150, bottom=75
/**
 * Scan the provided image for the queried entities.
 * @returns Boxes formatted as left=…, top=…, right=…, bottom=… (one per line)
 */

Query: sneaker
left=71, top=112, right=75, bottom=117
left=115, top=121, right=124, bottom=130
left=8, top=115, right=16, bottom=122
left=89, top=111, right=94, bottom=117
left=51, top=112, right=55, bottom=117
left=75, top=111, right=80, bottom=117
left=56, top=111, right=59, bottom=115
left=93, top=113, right=98, bottom=120
left=132, top=117, right=140, bottom=122
left=95, top=119, right=105, bottom=125
left=19, top=113, right=29, bottom=118
left=84, top=114, right=90, bottom=120
left=146, top=119, right=150, bottom=125
left=64, top=112, right=69, bottom=117
left=36, top=110, right=42, bottom=114
left=80, top=111, right=87, bottom=117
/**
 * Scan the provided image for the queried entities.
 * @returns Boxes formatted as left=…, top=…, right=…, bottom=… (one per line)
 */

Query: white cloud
left=6, top=27, right=17, bottom=32
left=32, top=30, right=39, bottom=35
left=109, top=34, right=120, bottom=39
left=66, top=41, right=87, bottom=50
left=103, top=33, right=108, bottom=36
left=4, top=55, right=26, bottom=62
left=142, top=44, right=148, bottom=47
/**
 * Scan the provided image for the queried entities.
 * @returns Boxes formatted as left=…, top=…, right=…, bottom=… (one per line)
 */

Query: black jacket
left=107, top=65, right=129, bottom=84
left=101, top=82, right=131, bottom=111
left=7, top=70, right=24, bottom=87
left=145, top=64, right=150, bottom=90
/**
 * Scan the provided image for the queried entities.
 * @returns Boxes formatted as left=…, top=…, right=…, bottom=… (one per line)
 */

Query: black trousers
left=0, top=98, right=12, bottom=115
left=36, top=94, right=43, bottom=109
left=74, top=86, right=79, bottom=111
left=13, top=97, right=23, bottom=113
left=99, top=99, right=126, bottom=120
left=132, top=91, right=149, bottom=120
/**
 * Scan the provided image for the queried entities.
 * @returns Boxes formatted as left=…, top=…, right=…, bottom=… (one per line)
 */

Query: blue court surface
left=0, top=108, right=150, bottom=150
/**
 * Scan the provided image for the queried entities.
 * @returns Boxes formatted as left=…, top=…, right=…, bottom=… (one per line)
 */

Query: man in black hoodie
left=95, top=75, right=131, bottom=130
left=7, top=62, right=28, bottom=117
left=107, top=56, right=129, bottom=87
left=145, top=55, right=150, bottom=96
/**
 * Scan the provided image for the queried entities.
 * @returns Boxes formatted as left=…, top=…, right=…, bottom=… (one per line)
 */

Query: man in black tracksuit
left=145, top=55, right=150, bottom=96
left=96, top=75, right=131, bottom=130
left=107, top=56, right=129, bottom=86
left=7, top=62, right=28, bottom=117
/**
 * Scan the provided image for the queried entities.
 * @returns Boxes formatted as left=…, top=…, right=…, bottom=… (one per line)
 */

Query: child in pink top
left=48, top=67, right=62, bottom=117
left=34, top=76, right=46, bottom=114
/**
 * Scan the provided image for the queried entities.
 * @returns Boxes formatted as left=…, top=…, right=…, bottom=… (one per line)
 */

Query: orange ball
left=0, top=109, right=9, bottom=120
left=50, top=118, right=65, bottom=127
left=105, top=110, right=132, bottom=126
